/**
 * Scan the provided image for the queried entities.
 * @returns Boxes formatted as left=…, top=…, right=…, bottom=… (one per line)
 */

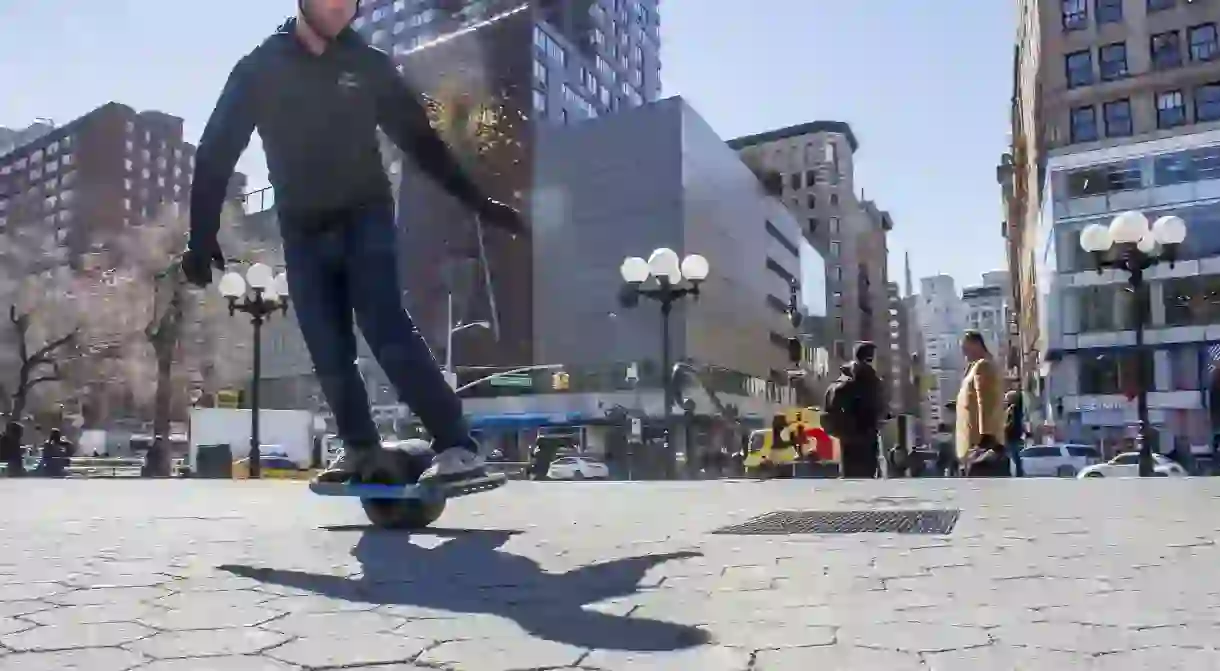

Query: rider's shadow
left=219, top=528, right=709, bottom=652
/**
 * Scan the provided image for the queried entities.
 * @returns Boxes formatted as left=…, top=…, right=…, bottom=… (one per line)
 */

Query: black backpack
left=822, top=373, right=860, bottom=438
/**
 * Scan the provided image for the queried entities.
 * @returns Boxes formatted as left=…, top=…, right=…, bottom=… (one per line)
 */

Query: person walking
left=823, top=342, right=885, bottom=479
left=185, top=0, right=524, bottom=488
left=1004, top=390, right=1026, bottom=477
left=0, top=422, right=24, bottom=477
left=955, top=331, right=1008, bottom=477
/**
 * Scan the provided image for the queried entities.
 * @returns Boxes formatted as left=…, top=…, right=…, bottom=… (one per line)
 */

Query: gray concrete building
left=532, top=96, right=815, bottom=396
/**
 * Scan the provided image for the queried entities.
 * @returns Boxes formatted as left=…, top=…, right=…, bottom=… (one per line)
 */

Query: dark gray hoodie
left=189, top=18, right=486, bottom=248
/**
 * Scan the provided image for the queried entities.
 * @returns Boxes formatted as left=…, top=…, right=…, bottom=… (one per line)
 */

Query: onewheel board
left=308, top=472, right=507, bottom=500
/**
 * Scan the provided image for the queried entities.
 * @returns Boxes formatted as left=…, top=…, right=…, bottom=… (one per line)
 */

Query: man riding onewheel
left=183, top=0, right=525, bottom=488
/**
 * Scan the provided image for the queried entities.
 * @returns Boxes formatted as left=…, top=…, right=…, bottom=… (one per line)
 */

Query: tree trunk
left=145, top=272, right=184, bottom=478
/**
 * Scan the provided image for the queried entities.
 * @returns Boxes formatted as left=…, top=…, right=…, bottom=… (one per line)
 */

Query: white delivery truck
left=188, top=408, right=315, bottom=470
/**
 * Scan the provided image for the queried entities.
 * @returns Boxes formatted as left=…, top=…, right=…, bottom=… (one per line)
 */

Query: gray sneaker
left=314, top=446, right=377, bottom=484
left=418, top=447, right=486, bottom=485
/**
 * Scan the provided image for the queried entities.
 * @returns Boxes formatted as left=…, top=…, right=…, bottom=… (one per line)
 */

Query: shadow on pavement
left=219, top=528, right=709, bottom=652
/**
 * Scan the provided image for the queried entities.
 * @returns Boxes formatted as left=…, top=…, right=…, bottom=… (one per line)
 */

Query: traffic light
left=787, top=337, right=802, bottom=364
left=551, top=371, right=570, bottom=391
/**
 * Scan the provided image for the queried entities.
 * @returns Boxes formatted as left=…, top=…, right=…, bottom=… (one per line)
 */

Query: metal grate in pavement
left=711, top=509, right=961, bottom=536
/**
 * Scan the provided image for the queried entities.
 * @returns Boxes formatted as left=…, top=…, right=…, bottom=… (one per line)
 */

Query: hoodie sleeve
left=369, top=50, right=486, bottom=209
left=187, top=54, right=257, bottom=250
left=188, top=55, right=258, bottom=251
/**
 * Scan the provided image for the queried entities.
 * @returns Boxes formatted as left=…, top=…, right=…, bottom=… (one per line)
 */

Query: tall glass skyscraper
left=351, top=0, right=662, bottom=369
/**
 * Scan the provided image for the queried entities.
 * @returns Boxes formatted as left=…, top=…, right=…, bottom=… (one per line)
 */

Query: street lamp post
left=443, top=293, right=490, bottom=389
left=1078, top=211, right=1187, bottom=477
left=218, top=263, right=290, bottom=480
left=619, top=248, right=710, bottom=479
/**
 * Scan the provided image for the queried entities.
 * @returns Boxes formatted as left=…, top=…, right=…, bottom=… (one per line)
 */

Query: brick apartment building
left=0, top=102, right=246, bottom=266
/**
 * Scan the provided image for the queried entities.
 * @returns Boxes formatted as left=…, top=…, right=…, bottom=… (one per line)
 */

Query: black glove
left=476, top=198, right=526, bottom=236
left=181, top=243, right=226, bottom=288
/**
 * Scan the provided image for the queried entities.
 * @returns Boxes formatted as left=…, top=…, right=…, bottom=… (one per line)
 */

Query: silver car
left=1019, top=443, right=1103, bottom=477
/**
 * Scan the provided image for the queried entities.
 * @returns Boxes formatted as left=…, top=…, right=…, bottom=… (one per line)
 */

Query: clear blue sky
left=0, top=1, right=1014, bottom=290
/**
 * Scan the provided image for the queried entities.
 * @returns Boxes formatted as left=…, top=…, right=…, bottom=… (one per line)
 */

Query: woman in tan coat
left=954, top=331, right=1009, bottom=477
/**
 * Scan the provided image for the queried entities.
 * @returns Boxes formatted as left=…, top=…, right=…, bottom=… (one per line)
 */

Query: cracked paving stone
left=0, top=618, right=33, bottom=636
left=0, top=583, right=66, bottom=602
left=0, top=621, right=156, bottom=652
left=753, top=644, right=925, bottom=671
left=893, top=605, right=1045, bottom=629
left=924, top=643, right=1091, bottom=670
left=62, top=573, right=172, bottom=589
left=138, top=605, right=286, bottom=631
left=266, top=633, right=432, bottom=668
left=138, top=657, right=302, bottom=671
left=394, top=613, right=527, bottom=640
left=263, top=610, right=405, bottom=637
left=163, top=575, right=267, bottom=592
left=259, top=594, right=376, bottom=613
left=708, top=621, right=836, bottom=650
left=415, top=637, right=587, bottom=671
left=130, top=627, right=291, bottom=659
left=1091, top=647, right=1220, bottom=670
left=0, top=647, right=148, bottom=671
left=23, top=602, right=158, bottom=626
left=1039, top=604, right=1190, bottom=629
left=155, top=590, right=274, bottom=611
left=0, top=602, right=52, bottom=619
left=51, top=586, right=172, bottom=607
left=1129, top=623, right=1220, bottom=649
left=580, top=644, right=753, bottom=671
left=840, top=622, right=990, bottom=654
left=991, top=621, right=1149, bottom=655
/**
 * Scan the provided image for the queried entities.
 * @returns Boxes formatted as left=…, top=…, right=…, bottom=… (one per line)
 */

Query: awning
left=468, top=412, right=585, bottom=429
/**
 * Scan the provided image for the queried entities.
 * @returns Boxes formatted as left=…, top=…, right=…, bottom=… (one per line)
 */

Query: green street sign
left=489, top=373, right=533, bottom=388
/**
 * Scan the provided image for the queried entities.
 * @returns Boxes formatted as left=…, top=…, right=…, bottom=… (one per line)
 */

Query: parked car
left=546, top=456, right=609, bottom=480
left=1078, top=452, right=1187, bottom=478
left=1019, top=443, right=1103, bottom=477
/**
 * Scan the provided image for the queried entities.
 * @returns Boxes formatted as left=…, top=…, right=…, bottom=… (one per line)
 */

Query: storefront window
left=1078, top=350, right=1148, bottom=395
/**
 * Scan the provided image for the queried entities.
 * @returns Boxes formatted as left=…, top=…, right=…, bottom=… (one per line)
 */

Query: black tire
left=1055, top=465, right=1077, bottom=478
left=1084, top=471, right=1104, bottom=478
left=358, top=444, right=446, bottom=530
left=573, top=471, right=586, bottom=480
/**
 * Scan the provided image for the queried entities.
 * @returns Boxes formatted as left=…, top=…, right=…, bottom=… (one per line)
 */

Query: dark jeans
left=840, top=435, right=879, bottom=479
left=281, top=203, right=474, bottom=454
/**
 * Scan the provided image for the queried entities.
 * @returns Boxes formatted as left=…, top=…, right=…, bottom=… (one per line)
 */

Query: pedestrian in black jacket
left=184, top=0, right=523, bottom=487
left=835, top=342, right=885, bottom=478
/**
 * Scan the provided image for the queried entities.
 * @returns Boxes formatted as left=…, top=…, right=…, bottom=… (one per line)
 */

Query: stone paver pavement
left=0, top=478, right=1218, bottom=669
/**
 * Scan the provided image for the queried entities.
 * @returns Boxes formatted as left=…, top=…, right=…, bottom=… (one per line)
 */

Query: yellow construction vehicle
left=743, top=407, right=839, bottom=477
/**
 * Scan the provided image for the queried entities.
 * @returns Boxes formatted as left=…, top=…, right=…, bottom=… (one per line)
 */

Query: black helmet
left=298, top=0, right=360, bottom=41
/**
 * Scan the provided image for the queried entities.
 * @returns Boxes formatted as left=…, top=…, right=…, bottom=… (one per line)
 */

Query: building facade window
left=1063, top=0, right=1088, bottom=30
left=1066, top=50, right=1094, bottom=88
left=1157, top=90, right=1187, bottom=128
left=1099, top=43, right=1129, bottom=81
left=1196, top=83, right=1220, bottom=122
left=1070, top=105, right=1099, bottom=143
left=1151, top=31, right=1183, bottom=70
left=1148, top=0, right=1176, bottom=11
left=1096, top=0, right=1122, bottom=23
left=1064, top=160, right=1142, bottom=198
left=1103, top=99, right=1133, bottom=136
left=1190, top=24, right=1220, bottom=62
